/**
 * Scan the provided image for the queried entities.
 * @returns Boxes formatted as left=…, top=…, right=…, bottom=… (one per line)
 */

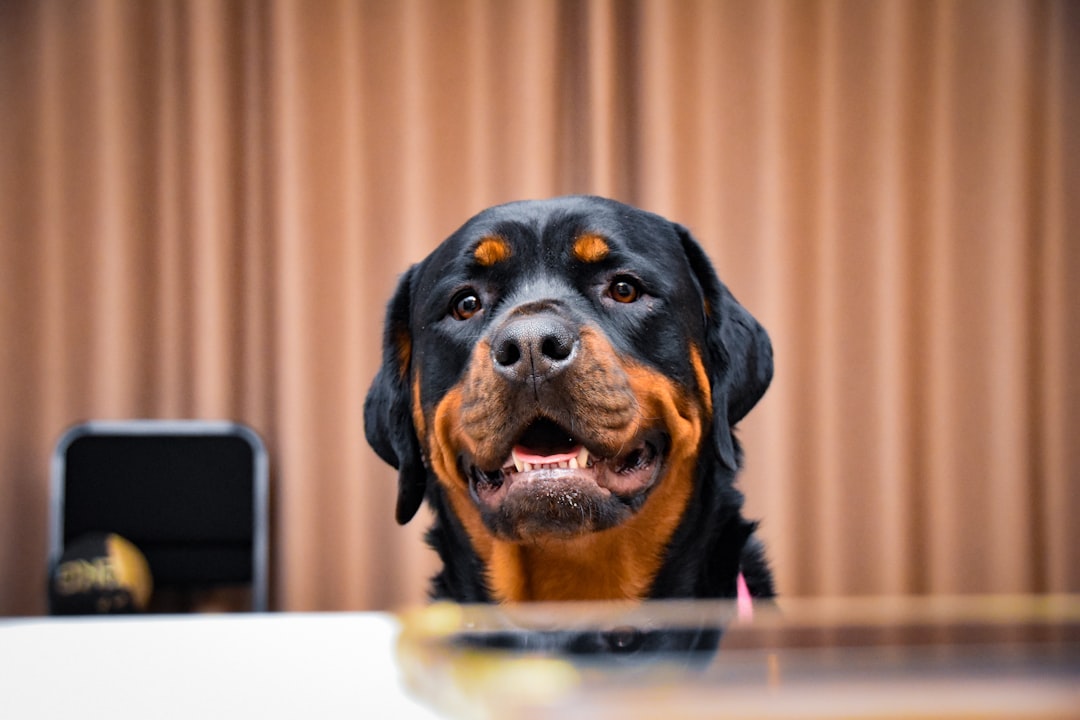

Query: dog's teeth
left=511, top=448, right=588, bottom=473
left=577, top=447, right=590, bottom=468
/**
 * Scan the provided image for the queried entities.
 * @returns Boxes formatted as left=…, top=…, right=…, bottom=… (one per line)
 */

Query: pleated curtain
left=1, top=0, right=1076, bottom=614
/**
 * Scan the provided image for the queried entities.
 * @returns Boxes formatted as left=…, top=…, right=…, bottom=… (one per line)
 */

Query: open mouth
left=465, top=418, right=665, bottom=518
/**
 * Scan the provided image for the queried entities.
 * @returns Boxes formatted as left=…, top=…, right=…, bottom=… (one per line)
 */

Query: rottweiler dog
left=365, top=196, right=774, bottom=603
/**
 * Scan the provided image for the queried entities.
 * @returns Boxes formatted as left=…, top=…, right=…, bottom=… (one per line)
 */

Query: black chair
left=49, top=420, right=269, bottom=612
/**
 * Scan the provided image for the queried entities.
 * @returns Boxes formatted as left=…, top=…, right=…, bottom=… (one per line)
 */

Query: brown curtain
left=1, top=0, right=1077, bottom=614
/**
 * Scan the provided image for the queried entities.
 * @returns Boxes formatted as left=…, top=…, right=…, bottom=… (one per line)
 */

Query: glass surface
left=397, top=596, right=1080, bottom=719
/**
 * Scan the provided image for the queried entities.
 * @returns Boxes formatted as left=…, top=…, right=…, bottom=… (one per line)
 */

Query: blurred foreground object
left=398, top=595, right=1080, bottom=719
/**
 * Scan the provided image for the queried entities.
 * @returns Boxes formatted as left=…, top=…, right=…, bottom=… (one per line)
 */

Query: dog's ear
left=676, top=224, right=773, bottom=472
left=364, top=265, right=428, bottom=524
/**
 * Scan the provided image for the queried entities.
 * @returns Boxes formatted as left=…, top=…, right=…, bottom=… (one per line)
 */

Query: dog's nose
left=491, top=314, right=579, bottom=382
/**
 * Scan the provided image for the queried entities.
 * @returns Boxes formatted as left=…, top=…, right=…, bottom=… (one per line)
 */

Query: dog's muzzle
left=451, top=305, right=667, bottom=541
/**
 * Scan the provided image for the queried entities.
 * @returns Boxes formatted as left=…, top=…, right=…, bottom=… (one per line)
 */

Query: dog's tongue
left=512, top=446, right=580, bottom=465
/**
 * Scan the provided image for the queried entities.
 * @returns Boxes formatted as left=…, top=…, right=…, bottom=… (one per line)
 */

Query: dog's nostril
left=541, top=335, right=572, bottom=362
left=495, top=340, right=521, bottom=367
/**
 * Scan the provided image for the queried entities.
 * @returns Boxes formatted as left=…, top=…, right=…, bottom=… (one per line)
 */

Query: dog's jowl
left=365, top=196, right=774, bottom=603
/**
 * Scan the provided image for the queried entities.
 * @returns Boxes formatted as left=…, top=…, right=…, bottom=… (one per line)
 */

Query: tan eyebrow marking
left=473, top=236, right=512, bottom=266
left=572, top=233, right=610, bottom=263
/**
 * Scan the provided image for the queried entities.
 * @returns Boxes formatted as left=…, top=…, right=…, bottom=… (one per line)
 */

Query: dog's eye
left=451, top=291, right=482, bottom=320
left=608, top=277, right=641, bottom=304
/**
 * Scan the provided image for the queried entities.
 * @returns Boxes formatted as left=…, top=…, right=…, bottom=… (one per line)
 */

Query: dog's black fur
left=365, top=196, right=774, bottom=602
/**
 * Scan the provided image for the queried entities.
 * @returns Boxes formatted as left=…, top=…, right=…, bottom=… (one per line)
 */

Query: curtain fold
left=1, top=0, right=1076, bottom=613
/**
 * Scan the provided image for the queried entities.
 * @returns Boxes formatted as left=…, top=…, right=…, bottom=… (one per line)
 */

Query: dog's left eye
left=451, top=290, right=483, bottom=320
left=608, top=277, right=641, bottom=304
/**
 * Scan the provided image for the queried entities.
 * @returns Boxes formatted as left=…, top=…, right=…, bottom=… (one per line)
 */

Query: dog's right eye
left=451, top=291, right=482, bottom=320
left=608, top=276, right=642, bottom=304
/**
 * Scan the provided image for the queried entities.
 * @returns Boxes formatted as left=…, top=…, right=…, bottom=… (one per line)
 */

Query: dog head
left=365, top=196, right=771, bottom=553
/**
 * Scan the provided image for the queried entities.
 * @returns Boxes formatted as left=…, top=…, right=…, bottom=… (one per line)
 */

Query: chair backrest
left=49, top=420, right=269, bottom=612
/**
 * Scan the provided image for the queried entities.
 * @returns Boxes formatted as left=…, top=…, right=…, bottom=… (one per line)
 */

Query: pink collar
left=736, top=572, right=754, bottom=620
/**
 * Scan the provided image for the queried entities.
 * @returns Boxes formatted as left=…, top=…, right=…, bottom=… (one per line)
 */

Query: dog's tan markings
left=473, top=236, right=511, bottom=266
left=689, top=343, right=712, bottom=417
left=411, top=374, right=426, bottom=449
left=572, top=233, right=610, bottom=263
left=429, top=346, right=496, bottom=564
left=395, top=328, right=412, bottom=380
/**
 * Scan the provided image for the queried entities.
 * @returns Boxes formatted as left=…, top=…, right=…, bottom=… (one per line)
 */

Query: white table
left=0, top=613, right=440, bottom=719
